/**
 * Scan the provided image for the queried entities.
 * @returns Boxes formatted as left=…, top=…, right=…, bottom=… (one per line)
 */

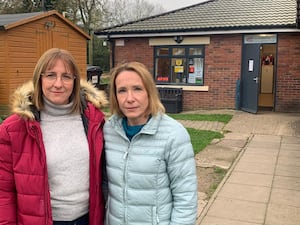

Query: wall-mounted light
left=45, top=21, right=55, bottom=29
left=174, top=35, right=183, bottom=44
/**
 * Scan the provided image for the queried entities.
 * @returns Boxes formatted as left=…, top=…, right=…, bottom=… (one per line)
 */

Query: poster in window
left=195, top=70, right=203, bottom=84
left=174, top=66, right=184, bottom=73
left=188, top=73, right=196, bottom=83
left=189, top=65, right=195, bottom=73
left=175, top=59, right=183, bottom=66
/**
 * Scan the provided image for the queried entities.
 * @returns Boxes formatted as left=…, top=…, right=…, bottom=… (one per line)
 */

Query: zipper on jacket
left=123, top=145, right=130, bottom=225
left=123, top=151, right=128, bottom=159
left=30, top=124, right=50, bottom=224
left=152, top=206, right=159, bottom=225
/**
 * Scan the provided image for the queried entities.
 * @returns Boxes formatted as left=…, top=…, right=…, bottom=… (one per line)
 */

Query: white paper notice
left=249, top=60, right=254, bottom=72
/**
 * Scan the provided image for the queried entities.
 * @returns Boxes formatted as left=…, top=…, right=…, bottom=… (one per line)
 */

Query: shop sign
left=244, top=34, right=277, bottom=44
left=174, top=66, right=183, bottom=73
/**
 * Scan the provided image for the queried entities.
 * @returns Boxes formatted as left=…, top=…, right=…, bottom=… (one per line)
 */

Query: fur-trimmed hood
left=10, top=79, right=108, bottom=120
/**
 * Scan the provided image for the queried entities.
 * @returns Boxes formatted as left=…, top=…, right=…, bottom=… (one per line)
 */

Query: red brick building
left=95, top=0, right=300, bottom=113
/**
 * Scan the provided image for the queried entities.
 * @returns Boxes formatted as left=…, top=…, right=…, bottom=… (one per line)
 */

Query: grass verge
left=170, top=113, right=232, bottom=154
left=187, top=128, right=223, bottom=154
left=169, top=113, right=233, bottom=123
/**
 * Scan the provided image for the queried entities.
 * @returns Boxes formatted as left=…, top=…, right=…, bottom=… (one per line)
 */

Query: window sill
left=156, top=85, right=209, bottom=92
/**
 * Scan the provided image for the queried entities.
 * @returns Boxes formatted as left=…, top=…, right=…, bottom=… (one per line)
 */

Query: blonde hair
left=109, top=61, right=165, bottom=117
left=32, top=48, right=82, bottom=113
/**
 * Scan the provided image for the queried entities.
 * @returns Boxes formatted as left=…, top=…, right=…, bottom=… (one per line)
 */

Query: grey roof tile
left=0, top=11, right=90, bottom=38
left=0, top=12, right=43, bottom=28
left=95, top=0, right=297, bottom=35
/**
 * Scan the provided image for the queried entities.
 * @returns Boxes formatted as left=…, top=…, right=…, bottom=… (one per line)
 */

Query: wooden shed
left=0, top=10, right=90, bottom=114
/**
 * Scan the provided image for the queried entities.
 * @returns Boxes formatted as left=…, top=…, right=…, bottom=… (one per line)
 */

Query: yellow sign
left=175, top=59, right=182, bottom=66
left=174, top=66, right=183, bottom=73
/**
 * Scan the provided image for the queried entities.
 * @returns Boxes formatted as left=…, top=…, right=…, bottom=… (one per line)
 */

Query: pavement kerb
left=196, top=133, right=254, bottom=225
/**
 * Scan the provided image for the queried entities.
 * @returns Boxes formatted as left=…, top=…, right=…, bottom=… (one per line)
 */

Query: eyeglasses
left=41, top=72, right=76, bottom=83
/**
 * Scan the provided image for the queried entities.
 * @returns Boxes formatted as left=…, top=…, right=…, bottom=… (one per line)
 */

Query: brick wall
left=183, top=34, right=242, bottom=110
left=276, top=33, right=300, bottom=112
left=113, top=38, right=153, bottom=70
left=111, top=33, right=300, bottom=112
left=112, top=35, right=242, bottom=111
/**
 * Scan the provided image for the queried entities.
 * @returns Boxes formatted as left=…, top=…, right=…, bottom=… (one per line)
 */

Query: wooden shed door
left=37, top=30, right=69, bottom=55
left=37, top=30, right=51, bottom=55
left=52, top=31, right=69, bottom=49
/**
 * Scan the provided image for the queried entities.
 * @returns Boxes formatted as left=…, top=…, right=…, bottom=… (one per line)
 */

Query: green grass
left=187, top=128, right=223, bottom=154
left=169, top=114, right=233, bottom=123
left=169, top=113, right=232, bottom=154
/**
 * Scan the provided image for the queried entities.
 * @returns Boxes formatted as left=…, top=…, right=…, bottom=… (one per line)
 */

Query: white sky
left=149, top=0, right=208, bottom=11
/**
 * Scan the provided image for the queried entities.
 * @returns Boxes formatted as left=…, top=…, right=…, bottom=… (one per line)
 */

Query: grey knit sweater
left=40, top=98, right=89, bottom=221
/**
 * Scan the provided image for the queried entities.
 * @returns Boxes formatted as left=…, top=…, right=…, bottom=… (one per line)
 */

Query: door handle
left=253, top=77, right=258, bottom=83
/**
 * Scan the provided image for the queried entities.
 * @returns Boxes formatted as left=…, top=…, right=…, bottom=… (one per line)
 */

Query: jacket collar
left=10, top=79, right=108, bottom=120
left=109, top=113, right=163, bottom=135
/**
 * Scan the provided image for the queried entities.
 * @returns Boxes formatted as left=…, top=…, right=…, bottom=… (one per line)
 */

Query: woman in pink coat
left=0, top=48, right=108, bottom=225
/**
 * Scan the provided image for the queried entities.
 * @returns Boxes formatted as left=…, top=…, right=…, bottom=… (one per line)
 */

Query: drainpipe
left=110, top=37, right=115, bottom=68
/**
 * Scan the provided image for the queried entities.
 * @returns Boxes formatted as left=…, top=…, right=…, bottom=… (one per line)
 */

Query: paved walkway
left=181, top=110, right=300, bottom=225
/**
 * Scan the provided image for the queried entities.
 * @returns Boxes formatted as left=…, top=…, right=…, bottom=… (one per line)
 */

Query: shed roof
left=95, top=0, right=299, bottom=37
left=0, top=10, right=90, bottom=39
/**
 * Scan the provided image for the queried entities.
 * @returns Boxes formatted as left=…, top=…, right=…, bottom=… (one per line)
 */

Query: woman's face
left=115, top=70, right=149, bottom=126
left=41, top=59, right=75, bottom=105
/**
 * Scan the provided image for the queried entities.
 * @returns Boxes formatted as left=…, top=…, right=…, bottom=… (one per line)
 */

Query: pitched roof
left=0, top=11, right=42, bottom=27
left=95, top=0, right=298, bottom=37
left=0, top=10, right=90, bottom=39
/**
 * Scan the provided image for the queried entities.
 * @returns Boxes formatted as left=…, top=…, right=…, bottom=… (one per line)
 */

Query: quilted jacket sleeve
left=166, top=122, right=198, bottom=225
left=0, top=123, right=17, bottom=225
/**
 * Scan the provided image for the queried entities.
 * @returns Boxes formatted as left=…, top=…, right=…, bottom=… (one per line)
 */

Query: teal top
left=122, top=118, right=144, bottom=140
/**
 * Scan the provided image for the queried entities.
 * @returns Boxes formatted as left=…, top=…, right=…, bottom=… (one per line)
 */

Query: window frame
left=154, top=45, right=205, bottom=86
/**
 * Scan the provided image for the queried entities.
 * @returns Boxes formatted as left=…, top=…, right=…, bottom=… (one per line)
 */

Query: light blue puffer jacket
left=104, top=113, right=198, bottom=225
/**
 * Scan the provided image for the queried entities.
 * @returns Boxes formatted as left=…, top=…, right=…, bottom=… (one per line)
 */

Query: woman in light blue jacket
left=104, top=61, right=198, bottom=225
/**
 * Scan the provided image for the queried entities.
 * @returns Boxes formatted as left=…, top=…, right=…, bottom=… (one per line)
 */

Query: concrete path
left=184, top=110, right=300, bottom=225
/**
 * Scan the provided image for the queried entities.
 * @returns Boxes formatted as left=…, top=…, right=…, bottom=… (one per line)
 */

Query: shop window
left=154, top=46, right=204, bottom=85
left=156, top=47, right=169, bottom=56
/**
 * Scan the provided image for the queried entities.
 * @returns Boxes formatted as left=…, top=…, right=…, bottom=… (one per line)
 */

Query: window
left=154, top=46, right=204, bottom=85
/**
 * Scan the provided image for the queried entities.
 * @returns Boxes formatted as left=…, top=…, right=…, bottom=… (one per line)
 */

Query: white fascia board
left=95, top=28, right=300, bottom=39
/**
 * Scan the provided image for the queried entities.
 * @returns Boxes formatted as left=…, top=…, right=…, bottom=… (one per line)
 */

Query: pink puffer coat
left=0, top=80, right=107, bottom=225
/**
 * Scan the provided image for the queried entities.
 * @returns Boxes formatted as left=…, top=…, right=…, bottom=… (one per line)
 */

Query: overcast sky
left=149, top=0, right=208, bottom=11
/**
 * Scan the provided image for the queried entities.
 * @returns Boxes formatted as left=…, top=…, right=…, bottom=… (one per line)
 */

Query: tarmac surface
left=180, top=109, right=300, bottom=225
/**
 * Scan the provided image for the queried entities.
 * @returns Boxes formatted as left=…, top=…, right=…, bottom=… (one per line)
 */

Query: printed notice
left=248, top=60, right=254, bottom=72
